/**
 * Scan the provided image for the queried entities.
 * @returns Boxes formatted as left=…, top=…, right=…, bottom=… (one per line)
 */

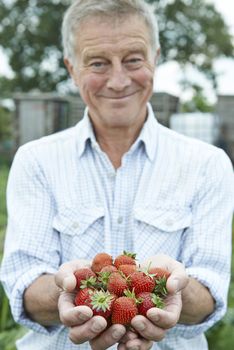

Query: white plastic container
left=170, top=113, right=220, bottom=145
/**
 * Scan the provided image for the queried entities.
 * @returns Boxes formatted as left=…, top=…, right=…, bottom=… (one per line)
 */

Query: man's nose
left=106, top=61, right=131, bottom=91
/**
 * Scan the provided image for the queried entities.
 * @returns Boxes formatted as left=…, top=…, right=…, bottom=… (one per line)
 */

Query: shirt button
left=72, top=222, right=79, bottom=229
left=92, top=142, right=99, bottom=150
left=165, top=219, right=173, bottom=226
left=108, top=172, right=116, bottom=180
left=117, top=216, right=123, bottom=224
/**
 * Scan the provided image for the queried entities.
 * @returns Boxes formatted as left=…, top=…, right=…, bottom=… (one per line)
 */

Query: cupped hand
left=55, top=259, right=127, bottom=348
left=126, top=254, right=188, bottom=344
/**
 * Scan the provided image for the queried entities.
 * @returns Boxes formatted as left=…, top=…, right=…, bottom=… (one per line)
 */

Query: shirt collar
left=75, top=107, right=97, bottom=158
left=75, top=103, right=159, bottom=161
left=136, top=103, right=159, bottom=162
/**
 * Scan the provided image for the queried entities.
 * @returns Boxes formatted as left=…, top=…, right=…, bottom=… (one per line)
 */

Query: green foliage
left=0, top=0, right=69, bottom=93
left=0, top=0, right=233, bottom=93
left=149, top=0, right=233, bottom=88
left=0, top=166, right=8, bottom=246
left=181, top=84, right=215, bottom=112
left=0, top=107, right=12, bottom=142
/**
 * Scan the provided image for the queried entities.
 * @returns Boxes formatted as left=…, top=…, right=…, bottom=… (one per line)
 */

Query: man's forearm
left=23, top=274, right=61, bottom=326
left=179, top=277, right=215, bottom=324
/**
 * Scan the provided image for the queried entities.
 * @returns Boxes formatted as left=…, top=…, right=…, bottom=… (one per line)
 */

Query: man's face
left=66, top=15, right=158, bottom=130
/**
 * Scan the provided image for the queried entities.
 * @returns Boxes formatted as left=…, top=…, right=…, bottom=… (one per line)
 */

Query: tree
left=181, top=84, right=215, bottom=112
left=0, top=106, right=12, bottom=142
left=0, top=0, right=233, bottom=93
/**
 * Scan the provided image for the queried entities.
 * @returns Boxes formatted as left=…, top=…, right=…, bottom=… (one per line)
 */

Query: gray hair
left=62, top=0, right=160, bottom=64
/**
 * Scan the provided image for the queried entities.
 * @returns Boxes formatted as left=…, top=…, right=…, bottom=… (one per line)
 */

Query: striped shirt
left=1, top=104, right=234, bottom=350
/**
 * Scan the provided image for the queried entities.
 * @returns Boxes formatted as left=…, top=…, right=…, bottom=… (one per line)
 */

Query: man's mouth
left=99, top=91, right=139, bottom=100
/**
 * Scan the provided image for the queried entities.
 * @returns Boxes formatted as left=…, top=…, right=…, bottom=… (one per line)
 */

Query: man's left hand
left=117, top=254, right=189, bottom=349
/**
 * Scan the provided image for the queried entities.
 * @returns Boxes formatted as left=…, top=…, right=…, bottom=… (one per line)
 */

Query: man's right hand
left=55, top=260, right=126, bottom=349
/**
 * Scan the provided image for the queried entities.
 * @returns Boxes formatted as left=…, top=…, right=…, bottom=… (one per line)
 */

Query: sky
left=155, top=0, right=234, bottom=101
left=0, top=0, right=234, bottom=102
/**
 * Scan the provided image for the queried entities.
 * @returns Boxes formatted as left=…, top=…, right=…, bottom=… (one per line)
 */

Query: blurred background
left=0, top=0, right=234, bottom=349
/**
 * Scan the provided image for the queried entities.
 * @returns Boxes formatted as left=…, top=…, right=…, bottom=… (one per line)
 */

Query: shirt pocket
left=133, top=206, right=192, bottom=261
left=53, top=205, right=105, bottom=261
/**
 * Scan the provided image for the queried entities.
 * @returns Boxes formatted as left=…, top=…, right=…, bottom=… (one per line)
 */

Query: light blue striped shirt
left=1, top=104, right=234, bottom=350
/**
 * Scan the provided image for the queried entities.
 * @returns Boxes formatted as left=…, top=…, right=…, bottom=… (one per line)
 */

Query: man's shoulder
left=19, top=125, right=77, bottom=155
left=158, top=123, right=223, bottom=161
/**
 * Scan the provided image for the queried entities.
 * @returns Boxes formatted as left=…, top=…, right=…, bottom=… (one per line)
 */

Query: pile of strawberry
left=74, top=251, right=170, bottom=326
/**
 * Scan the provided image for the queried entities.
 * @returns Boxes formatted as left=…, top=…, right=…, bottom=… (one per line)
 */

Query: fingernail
left=134, top=322, right=145, bottom=331
left=63, top=276, right=75, bottom=290
left=170, top=278, right=179, bottom=292
left=78, top=313, right=90, bottom=321
left=91, top=322, right=105, bottom=332
left=112, top=328, right=125, bottom=339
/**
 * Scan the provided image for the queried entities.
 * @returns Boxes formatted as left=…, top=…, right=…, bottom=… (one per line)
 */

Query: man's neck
left=95, top=125, right=143, bottom=169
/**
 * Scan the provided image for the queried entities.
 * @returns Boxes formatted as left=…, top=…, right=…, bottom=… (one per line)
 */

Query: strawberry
left=111, top=296, right=138, bottom=325
left=74, top=267, right=97, bottom=290
left=74, top=287, right=94, bottom=308
left=75, top=288, right=116, bottom=319
left=114, top=251, right=137, bottom=269
left=91, top=252, right=113, bottom=273
left=129, top=271, right=155, bottom=294
left=118, top=264, right=137, bottom=277
left=107, top=272, right=129, bottom=296
left=137, top=292, right=164, bottom=316
left=149, top=267, right=170, bottom=296
left=100, top=265, right=118, bottom=273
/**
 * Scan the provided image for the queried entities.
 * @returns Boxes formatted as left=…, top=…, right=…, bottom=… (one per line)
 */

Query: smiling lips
left=99, top=91, right=139, bottom=100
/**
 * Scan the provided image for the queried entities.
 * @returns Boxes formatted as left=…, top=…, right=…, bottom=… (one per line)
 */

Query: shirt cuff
left=173, top=266, right=228, bottom=338
left=10, top=264, right=62, bottom=335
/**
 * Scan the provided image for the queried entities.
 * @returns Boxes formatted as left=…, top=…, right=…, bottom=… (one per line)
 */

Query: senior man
left=1, top=0, right=234, bottom=349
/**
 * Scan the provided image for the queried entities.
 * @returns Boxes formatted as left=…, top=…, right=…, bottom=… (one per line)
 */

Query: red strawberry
left=112, top=296, right=138, bottom=325
left=74, top=268, right=97, bottom=290
left=137, top=292, right=164, bottom=316
left=74, top=287, right=94, bottom=307
left=114, top=251, right=136, bottom=269
left=148, top=267, right=170, bottom=296
left=107, top=272, right=129, bottom=296
left=91, top=253, right=113, bottom=273
left=118, top=264, right=137, bottom=277
left=129, top=271, right=155, bottom=294
left=75, top=288, right=116, bottom=319
left=100, top=265, right=118, bottom=273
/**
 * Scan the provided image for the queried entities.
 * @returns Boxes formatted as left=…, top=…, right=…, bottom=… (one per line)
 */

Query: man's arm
left=23, top=274, right=60, bottom=326
left=180, top=277, right=215, bottom=324
left=23, top=262, right=128, bottom=349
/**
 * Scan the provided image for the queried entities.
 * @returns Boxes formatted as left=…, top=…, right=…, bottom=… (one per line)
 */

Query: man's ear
left=154, top=48, right=161, bottom=65
left=64, top=58, right=79, bottom=87
left=64, top=58, right=74, bottom=78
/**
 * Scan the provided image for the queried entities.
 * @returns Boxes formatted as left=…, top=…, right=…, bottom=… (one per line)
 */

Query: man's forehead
left=76, top=15, right=151, bottom=52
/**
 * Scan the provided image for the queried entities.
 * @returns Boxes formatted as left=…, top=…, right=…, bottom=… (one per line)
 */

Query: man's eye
left=128, top=58, right=142, bottom=63
left=90, top=61, right=108, bottom=73
left=91, top=62, right=105, bottom=68
left=125, top=58, right=143, bottom=69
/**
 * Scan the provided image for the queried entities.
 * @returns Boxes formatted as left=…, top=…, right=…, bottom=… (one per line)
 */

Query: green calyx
left=123, top=250, right=137, bottom=259
left=124, top=288, right=140, bottom=305
left=151, top=294, right=164, bottom=309
left=154, top=277, right=168, bottom=297
left=80, top=276, right=97, bottom=289
left=91, top=290, right=115, bottom=312
left=97, top=271, right=111, bottom=289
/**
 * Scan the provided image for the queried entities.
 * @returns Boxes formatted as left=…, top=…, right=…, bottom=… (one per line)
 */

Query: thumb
left=55, top=259, right=91, bottom=292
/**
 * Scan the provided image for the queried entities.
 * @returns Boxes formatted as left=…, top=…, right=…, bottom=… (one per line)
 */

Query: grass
left=0, top=165, right=234, bottom=349
left=0, top=165, right=8, bottom=257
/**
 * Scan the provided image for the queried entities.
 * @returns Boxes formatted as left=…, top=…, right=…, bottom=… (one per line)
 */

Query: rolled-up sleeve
left=175, top=149, right=234, bottom=338
left=0, top=144, right=62, bottom=335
